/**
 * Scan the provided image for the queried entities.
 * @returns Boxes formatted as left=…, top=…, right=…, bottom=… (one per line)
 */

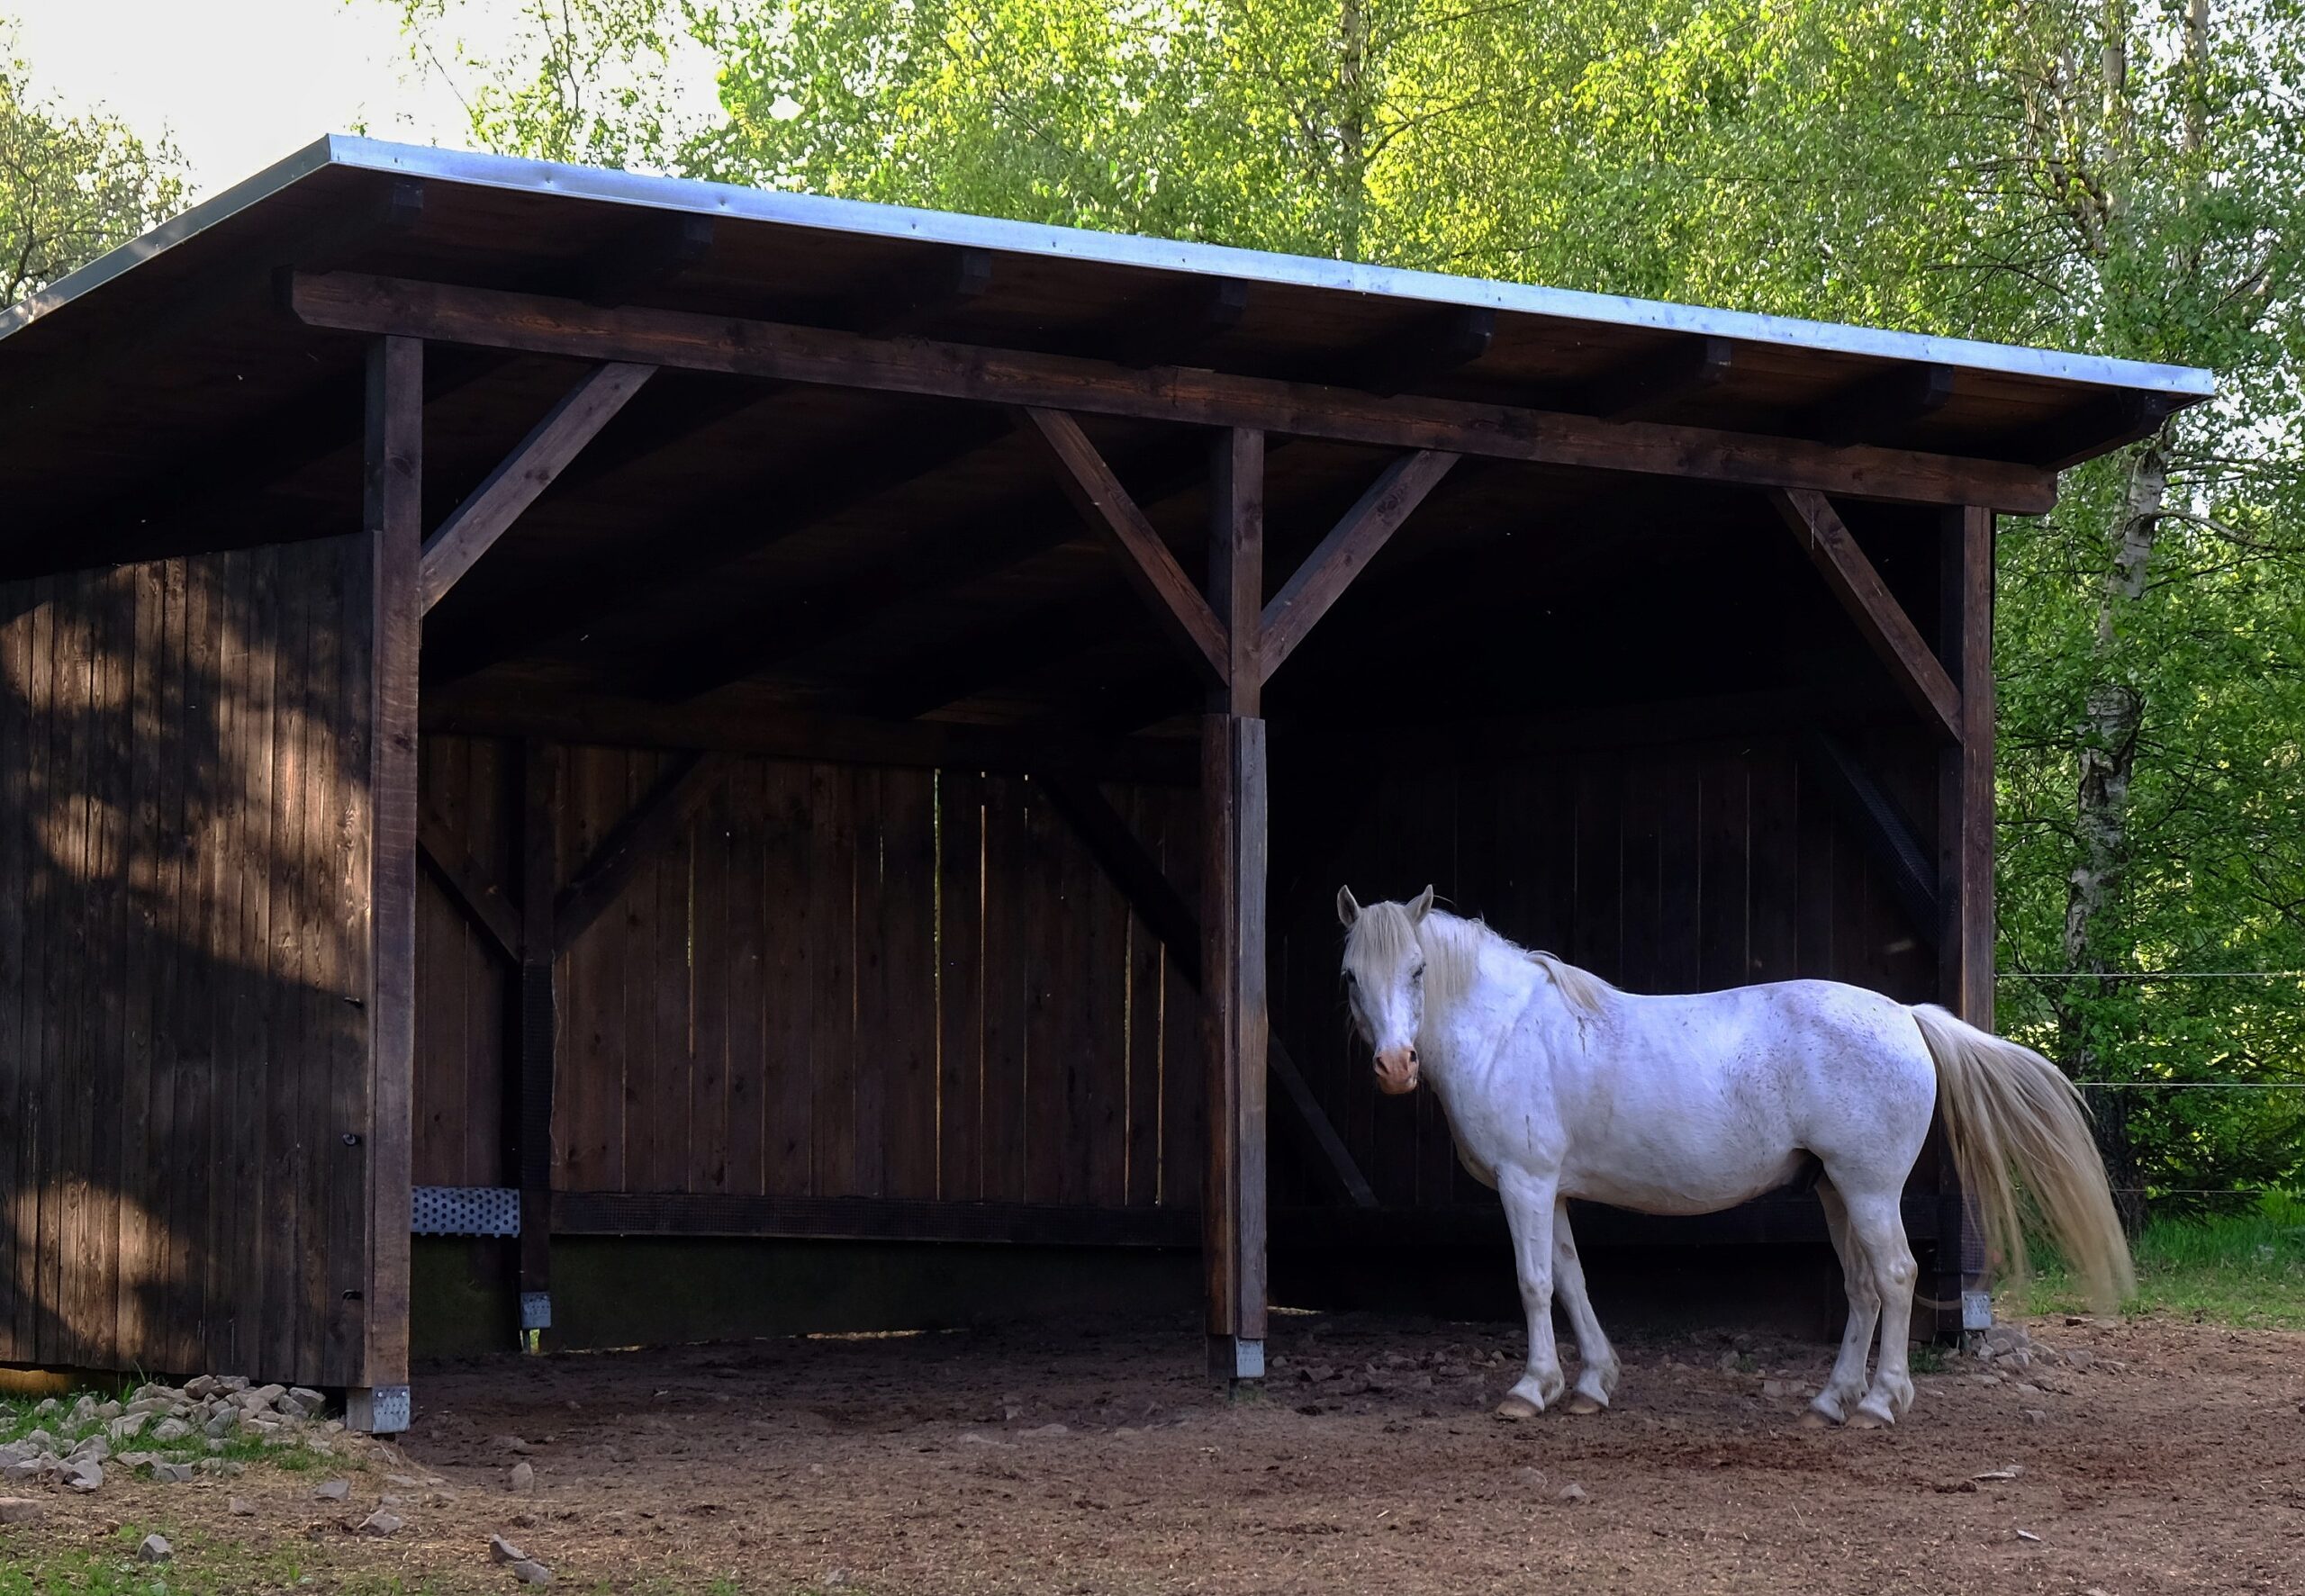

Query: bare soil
left=9, top=1312, right=2305, bottom=1594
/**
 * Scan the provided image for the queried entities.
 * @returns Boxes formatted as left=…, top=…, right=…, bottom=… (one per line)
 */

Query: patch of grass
left=1909, top=1341, right=1950, bottom=1375
left=2020, top=1189, right=2305, bottom=1330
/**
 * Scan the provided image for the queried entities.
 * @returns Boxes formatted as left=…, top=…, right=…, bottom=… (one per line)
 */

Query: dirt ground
left=10, top=1311, right=2305, bottom=1595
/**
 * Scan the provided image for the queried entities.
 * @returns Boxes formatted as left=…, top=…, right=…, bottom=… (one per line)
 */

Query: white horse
left=1336, top=886, right=2132, bottom=1429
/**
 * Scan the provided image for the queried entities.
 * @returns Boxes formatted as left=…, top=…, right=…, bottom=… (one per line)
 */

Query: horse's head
left=1336, top=884, right=1436, bottom=1095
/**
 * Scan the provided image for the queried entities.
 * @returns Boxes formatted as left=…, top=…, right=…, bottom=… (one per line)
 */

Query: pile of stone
left=0, top=1377, right=339, bottom=1495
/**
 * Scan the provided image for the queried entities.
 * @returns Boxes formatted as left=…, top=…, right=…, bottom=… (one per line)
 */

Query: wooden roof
left=0, top=137, right=2216, bottom=751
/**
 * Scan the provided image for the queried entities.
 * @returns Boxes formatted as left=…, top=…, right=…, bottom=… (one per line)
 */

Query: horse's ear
left=1409, top=884, right=1436, bottom=923
left=1336, top=885, right=1360, bottom=927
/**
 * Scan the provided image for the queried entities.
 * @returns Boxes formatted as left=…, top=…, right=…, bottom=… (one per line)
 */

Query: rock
left=239, top=1384, right=287, bottom=1411
left=139, top=1533, right=172, bottom=1563
left=313, top=1479, right=351, bottom=1501
left=511, top=1559, right=554, bottom=1585
left=20, top=1430, right=52, bottom=1454
left=149, top=1461, right=195, bottom=1483
left=356, top=1509, right=404, bottom=1537
left=1760, top=1379, right=1803, bottom=1398
left=490, top=1534, right=532, bottom=1564
left=1022, top=1422, right=1069, bottom=1438
left=67, top=1394, right=98, bottom=1428
left=95, top=1400, right=122, bottom=1421
left=1514, top=1466, right=1547, bottom=1490
left=230, top=1496, right=256, bottom=1516
left=64, top=1460, right=103, bottom=1492
left=0, top=1462, right=34, bottom=1486
left=2022, top=1408, right=2047, bottom=1426
left=67, top=1435, right=110, bottom=1464
left=32, top=1398, right=59, bottom=1418
left=1972, top=1467, right=2022, bottom=1481
left=198, top=1458, right=246, bottom=1477
left=1556, top=1483, right=1588, bottom=1503
left=495, top=1435, right=536, bottom=1456
left=217, top=1375, right=249, bottom=1393
left=0, top=1497, right=44, bottom=1526
left=204, top=1409, right=241, bottom=1438
left=149, top=1418, right=192, bottom=1442
left=2015, top=1528, right=2042, bottom=1543
left=956, top=1432, right=1004, bottom=1447
left=184, top=1376, right=221, bottom=1400
left=108, top=1413, right=149, bottom=1443
left=508, top=1460, right=536, bottom=1493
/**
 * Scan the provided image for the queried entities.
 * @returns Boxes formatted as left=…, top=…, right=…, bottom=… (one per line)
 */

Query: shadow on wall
left=0, top=540, right=379, bottom=1386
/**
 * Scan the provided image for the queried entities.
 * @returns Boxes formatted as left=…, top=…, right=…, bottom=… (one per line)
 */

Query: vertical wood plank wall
left=0, top=539, right=379, bottom=1384
left=415, top=730, right=1936, bottom=1223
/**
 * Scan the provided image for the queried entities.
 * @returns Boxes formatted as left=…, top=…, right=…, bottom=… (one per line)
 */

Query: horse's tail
left=1912, top=1004, right=2134, bottom=1314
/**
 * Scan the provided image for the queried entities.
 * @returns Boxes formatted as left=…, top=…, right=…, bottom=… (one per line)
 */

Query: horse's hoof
left=1564, top=1393, right=1604, bottom=1416
left=1797, top=1408, right=1837, bottom=1429
left=1494, top=1395, right=1541, bottom=1420
left=1846, top=1409, right=1891, bottom=1430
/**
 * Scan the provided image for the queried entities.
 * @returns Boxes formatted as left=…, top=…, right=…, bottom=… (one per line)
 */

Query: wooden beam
left=1259, top=450, right=1459, bottom=681
left=1037, top=769, right=1378, bottom=1210
left=421, top=689, right=1198, bottom=785
left=287, top=272, right=2061, bottom=512
left=1938, top=506, right=1995, bottom=1023
left=552, top=752, right=723, bottom=951
left=419, top=362, right=656, bottom=612
left=357, top=332, right=422, bottom=1424
left=1800, top=731, right=1939, bottom=940
left=1202, top=712, right=1269, bottom=1381
left=1208, top=428, right=1264, bottom=714
left=849, top=591, right=1145, bottom=720
left=1579, top=334, right=1735, bottom=422
left=415, top=807, right=521, bottom=962
left=1023, top=408, right=1232, bottom=686
left=516, top=740, right=558, bottom=1339
left=1768, top=488, right=1963, bottom=744
left=1801, top=363, right=1955, bottom=446
left=1334, top=306, right=1494, bottom=396
left=555, top=1189, right=1200, bottom=1247
left=860, top=245, right=995, bottom=337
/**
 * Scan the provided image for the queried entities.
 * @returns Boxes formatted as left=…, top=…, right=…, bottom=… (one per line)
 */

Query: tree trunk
left=2058, top=436, right=2166, bottom=1236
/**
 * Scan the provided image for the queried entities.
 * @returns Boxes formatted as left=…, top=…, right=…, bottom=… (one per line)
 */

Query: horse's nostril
left=1407, top=1048, right=1418, bottom=1064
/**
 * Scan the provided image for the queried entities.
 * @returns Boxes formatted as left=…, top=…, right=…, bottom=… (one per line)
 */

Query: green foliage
left=2023, top=1189, right=2305, bottom=1327
left=0, top=21, right=182, bottom=305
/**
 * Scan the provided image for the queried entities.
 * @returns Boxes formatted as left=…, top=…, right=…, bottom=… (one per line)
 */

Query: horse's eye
left=1342, top=970, right=1357, bottom=987
left=1411, top=964, right=1426, bottom=981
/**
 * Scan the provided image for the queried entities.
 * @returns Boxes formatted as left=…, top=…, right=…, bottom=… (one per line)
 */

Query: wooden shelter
left=0, top=138, right=2211, bottom=1429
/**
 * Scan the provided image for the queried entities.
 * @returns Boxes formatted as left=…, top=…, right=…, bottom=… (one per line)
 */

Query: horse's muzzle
left=1374, top=1047, right=1420, bottom=1095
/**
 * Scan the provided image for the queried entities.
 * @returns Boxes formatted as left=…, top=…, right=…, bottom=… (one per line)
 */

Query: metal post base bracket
left=1207, top=1336, right=1265, bottom=1384
left=347, top=1384, right=412, bottom=1437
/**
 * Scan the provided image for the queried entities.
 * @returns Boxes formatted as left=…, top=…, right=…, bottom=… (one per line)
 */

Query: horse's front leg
left=1495, top=1168, right=1566, bottom=1419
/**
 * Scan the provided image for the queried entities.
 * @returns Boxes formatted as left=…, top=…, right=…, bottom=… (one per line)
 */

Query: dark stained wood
left=859, top=245, right=995, bottom=337
left=690, top=767, right=732, bottom=1194
left=760, top=762, right=814, bottom=1195
left=1025, top=408, right=1233, bottom=686
left=1939, top=506, right=1996, bottom=1023
left=1803, top=732, right=1939, bottom=942
left=978, top=778, right=1031, bottom=1204
left=1333, top=306, right=1494, bottom=397
left=553, top=1189, right=1199, bottom=1247
left=1579, top=335, right=1734, bottom=422
left=424, top=689, right=1197, bottom=786
left=362, top=334, right=423, bottom=1402
left=1207, top=428, right=1263, bottom=714
left=1201, top=714, right=1269, bottom=1376
left=809, top=764, right=859, bottom=1195
left=722, top=759, right=768, bottom=1196
left=419, top=361, right=656, bottom=612
left=1801, top=363, right=1955, bottom=447
left=552, top=752, right=722, bottom=951
left=936, top=771, right=987, bottom=1200
left=577, top=213, right=716, bottom=307
left=288, top=273, right=2061, bottom=512
left=1109, top=276, right=1249, bottom=369
left=1258, top=449, right=1458, bottom=682
left=518, top=739, right=559, bottom=1303
left=418, top=806, right=521, bottom=962
left=879, top=769, right=941, bottom=1200
left=2021, top=390, right=2178, bottom=470
left=1768, top=488, right=1964, bottom=744
left=1035, top=766, right=1376, bottom=1209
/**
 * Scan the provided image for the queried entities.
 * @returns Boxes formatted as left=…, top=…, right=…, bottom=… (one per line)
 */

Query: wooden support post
left=1203, top=428, right=1268, bottom=1384
left=1934, top=503, right=1996, bottom=1337
left=352, top=333, right=421, bottom=1436
left=517, top=740, right=559, bottom=1348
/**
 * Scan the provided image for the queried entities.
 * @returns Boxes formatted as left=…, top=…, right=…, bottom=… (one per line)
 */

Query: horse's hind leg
left=1839, top=1186, right=1919, bottom=1428
left=1494, top=1170, right=1567, bottom=1418
left=1551, top=1199, right=1619, bottom=1414
left=1804, top=1179, right=1880, bottom=1428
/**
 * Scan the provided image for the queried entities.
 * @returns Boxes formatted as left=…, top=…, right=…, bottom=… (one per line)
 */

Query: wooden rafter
left=1259, top=449, right=1459, bottom=681
left=1037, top=770, right=1378, bottom=1210
left=419, top=361, right=656, bottom=612
left=1024, top=407, right=1232, bottom=686
left=1579, top=335, right=1735, bottom=422
left=1768, top=487, right=1963, bottom=744
left=1334, top=306, right=1494, bottom=397
left=552, top=752, right=724, bottom=951
left=287, top=271, right=2061, bottom=512
left=415, top=806, right=521, bottom=962
left=1801, top=363, right=1955, bottom=447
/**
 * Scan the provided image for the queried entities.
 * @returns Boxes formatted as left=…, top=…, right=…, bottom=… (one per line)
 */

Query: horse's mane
left=1351, top=903, right=1615, bottom=1017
